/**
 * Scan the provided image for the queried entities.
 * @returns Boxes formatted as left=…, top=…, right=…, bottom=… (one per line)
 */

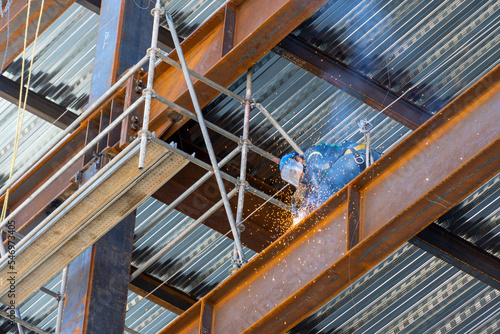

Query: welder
left=280, top=141, right=381, bottom=224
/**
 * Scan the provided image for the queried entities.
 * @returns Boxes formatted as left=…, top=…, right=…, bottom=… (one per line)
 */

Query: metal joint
left=142, top=88, right=156, bottom=99
left=146, top=47, right=160, bottom=57
left=358, top=119, right=374, bottom=133
left=239, top=137, right=252, bottom=148
left=242, top=98, right=255, bottom=108
left=137, top=129, right=153, bottom=140
left=151, top=7, right=165, bottom=16
left=236, top=177, right=249, bottom=190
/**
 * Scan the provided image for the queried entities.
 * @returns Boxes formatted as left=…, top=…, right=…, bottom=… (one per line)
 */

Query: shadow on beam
left=410, top=223, right=500, bottom=291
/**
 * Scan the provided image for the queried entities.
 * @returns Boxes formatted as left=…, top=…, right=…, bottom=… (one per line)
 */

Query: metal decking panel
left=0, top=138, right=189, bottom=304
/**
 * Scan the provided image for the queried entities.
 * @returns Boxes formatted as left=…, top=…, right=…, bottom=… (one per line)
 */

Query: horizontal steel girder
left=273, top=35, right=433, bottom=130
left=0, top=138, right=189, bottom=304
left=410, top=223, right=500, bottom=291
left=160, top=65, right=500, bottom=334
left=148, top=0, right=331, bottom=139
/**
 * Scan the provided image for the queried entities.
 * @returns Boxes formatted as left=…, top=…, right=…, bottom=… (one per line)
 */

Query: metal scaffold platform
left=0, top=138, right=189, bottom=304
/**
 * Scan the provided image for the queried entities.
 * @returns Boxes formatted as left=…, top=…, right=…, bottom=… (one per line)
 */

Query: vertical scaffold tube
left=165, top=13, right=246, bottom=264
left=55, top=266, right=68, bottom=334
left=232, top=67, right=253, bottom=269
left=138, top=0, right=163, bottom=169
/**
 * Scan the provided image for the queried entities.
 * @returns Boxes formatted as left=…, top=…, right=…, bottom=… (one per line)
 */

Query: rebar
left=130, top=187, right=238, bottom=281
left=139, top=0, right=163, bottom=169
left=166, top=13, right=246, bottom=264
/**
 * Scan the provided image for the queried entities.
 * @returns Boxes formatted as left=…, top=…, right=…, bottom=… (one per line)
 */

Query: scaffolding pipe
left=162, top=143, right=290, bottom=211
left=0, top=309, right=50, bottom=334
left=130, top=187, right=238, bottom=281
left=139, top=0, right=163, bottom=169
left=154, top=94, right=279, bottom=163
left=0, top=97, right=145, bottom=252
left=157, top=52, right=244, bottom=103
left=233, top=67, right=253, bottom=269
left=0, top=55, right=149, bottom=198
left=55, top=266, right=68, bottom=334
left=166, top=13, right=246, bottom=265
left=255, top=103, right=304, bottom=156
left=135, top=146, right=241, bottom=241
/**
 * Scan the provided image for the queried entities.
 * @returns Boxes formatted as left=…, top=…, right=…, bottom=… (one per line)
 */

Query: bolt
left=135, top=86, right=143, bottom=94
left=130, top=115, right=139, bottom=123
left=129, top=135, right=136, bottom=142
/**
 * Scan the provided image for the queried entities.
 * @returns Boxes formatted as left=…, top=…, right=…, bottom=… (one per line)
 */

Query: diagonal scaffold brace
left=165, top=13, right=247, bottom=265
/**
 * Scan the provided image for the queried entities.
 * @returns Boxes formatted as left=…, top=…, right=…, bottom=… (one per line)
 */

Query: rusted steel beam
left=273, top=35, right=433, bottom=130
left=0, top=77, right=78, bottom=128
left=410, top=224, right=500, bottom=291
left=346, top=185, right=360, bottom=250
left=0, top=0, right=77, bottom=71
left=159, top=65, right=500, bottom=334
left=129, top=266, right=198, bottom=314
left=149, top=0, right=331, bottom=140
left=61, top=0, right=152, bottom=333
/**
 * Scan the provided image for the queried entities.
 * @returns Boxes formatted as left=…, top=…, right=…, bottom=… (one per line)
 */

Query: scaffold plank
left=0, top=138, right=189, bottom=304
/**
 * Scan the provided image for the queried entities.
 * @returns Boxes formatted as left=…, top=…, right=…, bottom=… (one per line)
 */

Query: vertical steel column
left=55, top=266, right=68, bottom=334
left=232, top=67, right=253, bottom=269
left=61, top=0, right=153, bottom=333
left=166, top=14, right=246, bottom=264
left=138, top=0, right=163, bottom=169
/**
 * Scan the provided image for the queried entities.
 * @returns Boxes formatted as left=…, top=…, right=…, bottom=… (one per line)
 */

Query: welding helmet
left=280, top=153, right=303, bottom=187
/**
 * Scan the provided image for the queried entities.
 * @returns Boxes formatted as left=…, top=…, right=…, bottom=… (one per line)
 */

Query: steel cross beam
left=410, top=223, right=500, bottom=291
left=0, top=76, right=78, bottom=128
left=148, top=0, right=331, bottom=140
left=159, top=65, right=500, bottom=334
left=273, top=35, right=433, bottom=130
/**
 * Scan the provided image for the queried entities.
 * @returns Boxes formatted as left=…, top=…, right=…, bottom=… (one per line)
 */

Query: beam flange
left=273, top=35, right=433, bottom=130
left=410, top=223, right=500, bottom=291
left=160, top=64, right=500, bottom=334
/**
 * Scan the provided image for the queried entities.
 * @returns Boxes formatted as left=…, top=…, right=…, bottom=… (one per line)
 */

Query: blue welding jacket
left=295, top=142, right=380, bottom=217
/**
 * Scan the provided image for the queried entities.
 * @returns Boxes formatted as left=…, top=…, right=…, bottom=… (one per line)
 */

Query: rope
left=1, top=0, right=45, bottom=223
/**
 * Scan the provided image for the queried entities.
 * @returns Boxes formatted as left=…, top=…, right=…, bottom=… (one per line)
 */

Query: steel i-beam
left=160, top=64, right=500, bottom=334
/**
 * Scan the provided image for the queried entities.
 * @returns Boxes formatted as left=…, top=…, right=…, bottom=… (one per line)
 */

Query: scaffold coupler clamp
left=142, top=87, right=157, bottom=100
left=358, top=119, right=374, bottom=168
left=146, top=47, right=160, bottom=57
left=151, top=6, right=165, bottom=17
left=137, top=129, right=153, bottom=142
left=236, top=177, right=250, bottom=191
left=242, top=98, right=255, bottom=109
left=239, top=137, right=253, bottom=149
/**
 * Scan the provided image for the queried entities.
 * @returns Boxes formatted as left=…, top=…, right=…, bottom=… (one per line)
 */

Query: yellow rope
left=1, top=0, right=45, bottom=222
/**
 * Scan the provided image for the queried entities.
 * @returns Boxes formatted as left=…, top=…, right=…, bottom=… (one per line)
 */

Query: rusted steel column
left=61, top=0, right=153, bottom=333
left=160, top=65, right=500, bottom=334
